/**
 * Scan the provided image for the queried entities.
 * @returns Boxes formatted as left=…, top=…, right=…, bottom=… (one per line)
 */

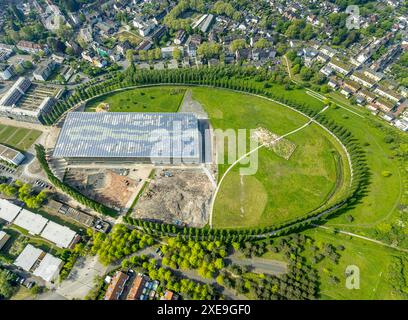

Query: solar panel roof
left=53, top=112, right=200, bottom=161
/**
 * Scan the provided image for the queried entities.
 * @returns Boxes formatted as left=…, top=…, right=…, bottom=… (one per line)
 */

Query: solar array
left=53, top=112, right=201, bottom=163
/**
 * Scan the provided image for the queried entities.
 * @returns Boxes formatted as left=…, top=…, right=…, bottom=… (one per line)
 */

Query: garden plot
left=252, top=127, right=297, bottom=160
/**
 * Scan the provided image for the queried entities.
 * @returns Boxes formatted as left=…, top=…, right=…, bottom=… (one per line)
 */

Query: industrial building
left=53, top=112, right=202, bottom=165
left=0, top=77, right=60, bottom=123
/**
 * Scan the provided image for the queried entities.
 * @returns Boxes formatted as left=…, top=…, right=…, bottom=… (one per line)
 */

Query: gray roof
left=53, top=112, right=200, bottom=160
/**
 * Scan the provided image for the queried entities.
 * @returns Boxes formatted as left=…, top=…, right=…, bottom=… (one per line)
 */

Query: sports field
left=85, top=87, right=186, bottom=113
left=0, top=124, right=42, bottom=151
left=191, top=87, right=350, bottom=229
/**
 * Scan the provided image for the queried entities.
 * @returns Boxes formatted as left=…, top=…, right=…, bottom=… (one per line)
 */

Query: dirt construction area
left=131, top=168, right=214, bottom=227
left=64, top=168, right=147, bottom=211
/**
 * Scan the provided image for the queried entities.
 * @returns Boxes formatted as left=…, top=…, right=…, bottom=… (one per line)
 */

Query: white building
left=0, top=199, right=22, bottom=223
left=33, top=253, right=64, bottom=282
left=40, top=221, right=77, bottom=249
left=13, top=209, right=48, bottom=235
left=14, top=244, right=43, bottom=272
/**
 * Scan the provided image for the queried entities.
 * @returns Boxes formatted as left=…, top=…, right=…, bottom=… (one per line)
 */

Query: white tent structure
left=13, top=209, right=48, bottom=235
left=33, top=253, right=63, bottom=282
left=14, top=244, right=43, bottom=272
left=0, top=199, right=22, bottom=223
left=40, top=221, right=77, bottom=249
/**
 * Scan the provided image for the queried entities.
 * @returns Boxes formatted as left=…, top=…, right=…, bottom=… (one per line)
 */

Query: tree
left=230, top=39, right=246, bottom=53
left=254, top=38, right=271, bottom=49
left=126, top=49, right=134, bottom=63
left=0, top=269, right=15, bottom=299
left=172, top=48, right=182, bottom=61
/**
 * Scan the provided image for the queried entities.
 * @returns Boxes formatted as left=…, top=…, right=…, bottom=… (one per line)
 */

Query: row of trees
left=34, top=144, right=116, bottom=216
left=0, top=180, right=47, bottom=209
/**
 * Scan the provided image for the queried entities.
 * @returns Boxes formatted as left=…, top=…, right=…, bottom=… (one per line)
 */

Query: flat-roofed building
left=53, top=112, right=201, bottom=165
left=14, top=244, right=43, bottom=272
left=33, top=253, right=64, bottom=282
left=0, top=77, right=58, bottom=123
left=13, top=209, right=48, bottom=235
left=40, top=221, right=77, bottom=249
left=0, top=144, right=25, bottom=166
left=0, top=231, right=10, bottom=250
left=0, top=199, right=22, bottom=222
left=104, top=271, right=129, bottom=300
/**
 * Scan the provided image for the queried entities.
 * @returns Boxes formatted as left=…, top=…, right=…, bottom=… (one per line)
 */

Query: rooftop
left=33, top=253, right=63, bottom=282
left=40, top=221, right=77, bottom=249
left=13, top=209, right=48, bottom=235
left=0, top=199, right=22, bottom=222
left=53, top=112, right=200, bottom=162
left=14, top=244, right=43, bottom=272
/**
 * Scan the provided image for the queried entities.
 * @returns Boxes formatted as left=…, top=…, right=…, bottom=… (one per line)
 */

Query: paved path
left=316, top=225, right=408, bottom=253
left=229, top=254, right=287, bottom=275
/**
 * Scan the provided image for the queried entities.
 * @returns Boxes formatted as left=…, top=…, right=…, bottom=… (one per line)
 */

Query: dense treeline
left=34, top=144, right=117, bottom=216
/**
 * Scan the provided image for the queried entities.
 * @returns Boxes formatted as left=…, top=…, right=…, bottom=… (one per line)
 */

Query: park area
left=0, top=124, right=42, bottom=151
left=85, top=87, right=186, bottom=113
left=190, top=87, right=350, bottom=229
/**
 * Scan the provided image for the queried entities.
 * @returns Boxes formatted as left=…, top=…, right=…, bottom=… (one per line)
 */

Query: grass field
left=85, top=87, right=186, bottom=113
left=0, top=124, right=41, bottom=151
left=191, top=87, right=350, bottom=228
left=116, top=31, right=142, bottom=46
left=302, top=228, right=407, bottom=300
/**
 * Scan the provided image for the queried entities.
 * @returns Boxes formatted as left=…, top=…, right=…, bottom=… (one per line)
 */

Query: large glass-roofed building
left=53, top=112, right=201, bottom=164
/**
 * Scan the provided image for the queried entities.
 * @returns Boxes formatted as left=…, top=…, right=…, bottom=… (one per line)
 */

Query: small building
left=0, top=144, right=25, bottom=166
left=320, top=66, right=333, bottom=77
left=0, top=64, right=15, bottom=80
left=160, top=290, right=179, bottom=300
left=174, top=30, right=187, bottom=45
left=13, top=209, right=48, bottom=235
left=40, top=220, right=78, bottom=249
left=104, top=271, right=129, bottom=300
left=14, top=244, right=43, bottom=272
left=0, top=231, right=10, bottom=250
left=394, top=118, right=408, bottom=132
left=33, top=253, right=64, bottom=282
left=33, top=61, right=56, bottom=81
left=0, top=199, right=22, bottom=223
left=340, top=87, right=353, bottom=98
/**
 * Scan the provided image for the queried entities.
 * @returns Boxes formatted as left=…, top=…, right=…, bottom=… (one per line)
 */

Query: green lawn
left=0, top=124, right=41, bottom=151
left=191, top=87, right=350, bottom=229
left=85, top=87, right=186, bottom=113
left=302, top=228, right=407, bottom=300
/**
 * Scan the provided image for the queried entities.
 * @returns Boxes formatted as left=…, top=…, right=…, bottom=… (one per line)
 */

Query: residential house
left=374, top=86, right=404, bottom=103
left=350, top=71, right=376, bottom=89
left=33, top=61, right=56, bottom=81
left=104, top=271, right=129, bottom=300
left=0, top=64, right=15, bottom=80
left=327, top=58, right=353, bottom=75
